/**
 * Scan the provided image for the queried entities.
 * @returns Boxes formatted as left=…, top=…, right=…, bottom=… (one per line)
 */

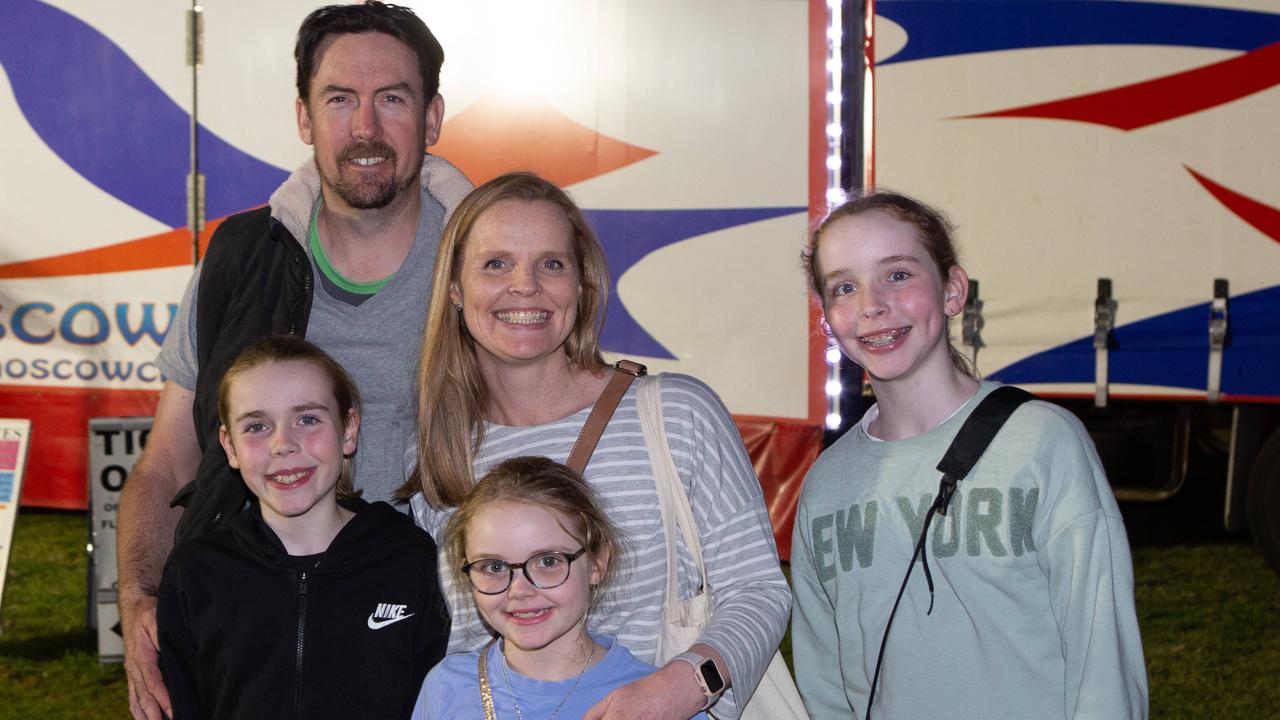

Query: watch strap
left=671, top=650, right=724, bottom=710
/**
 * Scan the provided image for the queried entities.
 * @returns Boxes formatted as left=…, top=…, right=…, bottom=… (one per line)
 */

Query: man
left=116, top=4, right=471, bottom=718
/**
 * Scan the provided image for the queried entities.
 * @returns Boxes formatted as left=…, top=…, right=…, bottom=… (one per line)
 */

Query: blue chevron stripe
left=877, top=0, right=1280, bottom=65
left=0, top=0, right=286, bottom=227
left=992, top=284, right=1280, bottom=396
left=586, top=207, right=806, bottom=359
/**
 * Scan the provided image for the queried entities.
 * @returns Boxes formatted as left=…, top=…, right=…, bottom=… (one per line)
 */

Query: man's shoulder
left=198, top=206, right=306, bottom=294
left=205, top=206, right=289, bottom=257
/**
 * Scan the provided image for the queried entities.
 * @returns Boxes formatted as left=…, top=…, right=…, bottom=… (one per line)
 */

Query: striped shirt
left=410, top=373, right=791, bottom=717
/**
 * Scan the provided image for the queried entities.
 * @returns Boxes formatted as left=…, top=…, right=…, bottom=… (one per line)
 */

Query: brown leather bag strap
left=566, top=360, right=647, bottom=474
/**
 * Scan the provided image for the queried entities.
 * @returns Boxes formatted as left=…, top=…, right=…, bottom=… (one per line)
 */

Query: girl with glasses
left=411, top=456, right=707, bottom=720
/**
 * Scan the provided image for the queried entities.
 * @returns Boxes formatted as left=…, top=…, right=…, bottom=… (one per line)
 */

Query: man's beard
left=323, top=140, right=413, bottom=210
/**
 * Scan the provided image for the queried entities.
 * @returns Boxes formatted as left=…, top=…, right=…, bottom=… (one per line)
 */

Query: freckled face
left=464, top=501, right=606, bottom=663
left=450, top=200, right=582, bottom=376
left=296, top=32, right=443, bottom=212
left=816, top=211, right=966, bottom=387
left=218, top=361, right=358, bottom=525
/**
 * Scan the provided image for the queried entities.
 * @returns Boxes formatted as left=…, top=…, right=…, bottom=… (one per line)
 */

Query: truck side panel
left=873, top=0, right=1280, bottom=400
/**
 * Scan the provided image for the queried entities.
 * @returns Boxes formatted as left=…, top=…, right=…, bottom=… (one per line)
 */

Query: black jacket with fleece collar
left=158, top=498, right=450, bottom=720
left=170, top=155, right=472, bottom=544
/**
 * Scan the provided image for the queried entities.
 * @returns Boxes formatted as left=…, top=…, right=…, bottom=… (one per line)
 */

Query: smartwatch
left=672, top=651, right=726, bottom=710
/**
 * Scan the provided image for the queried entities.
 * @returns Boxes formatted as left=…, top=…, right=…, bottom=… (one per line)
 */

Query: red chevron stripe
left=961, top=40, right=1280, bottom=131
left=1186, top=166, right=1280, bottom=245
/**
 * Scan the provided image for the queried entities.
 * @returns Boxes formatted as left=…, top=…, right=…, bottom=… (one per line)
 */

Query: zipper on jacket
left=287, top=252, right=312, bottom=336
left=292, top=571, right=308, bottom=720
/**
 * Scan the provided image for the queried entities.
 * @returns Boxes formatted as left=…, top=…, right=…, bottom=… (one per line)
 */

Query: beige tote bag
left=638, top=375, right=809, bottom=720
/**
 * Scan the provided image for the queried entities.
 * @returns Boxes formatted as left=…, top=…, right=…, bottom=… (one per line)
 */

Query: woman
left=401, top=172, right=790, bottom=719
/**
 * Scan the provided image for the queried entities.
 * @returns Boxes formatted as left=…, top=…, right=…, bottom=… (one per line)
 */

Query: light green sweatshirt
left=791, top=382, right=1148, bottom=719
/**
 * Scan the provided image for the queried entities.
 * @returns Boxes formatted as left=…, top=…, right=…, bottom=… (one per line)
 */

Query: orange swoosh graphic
left=0, top=220, right=222, bottom=280
left=434, top=95, right=658, bottom=186
left=3, top=96, right=658, bottom=280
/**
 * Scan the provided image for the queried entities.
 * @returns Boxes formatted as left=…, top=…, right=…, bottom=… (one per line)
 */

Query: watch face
left=699, top=659, right=726, bottom=695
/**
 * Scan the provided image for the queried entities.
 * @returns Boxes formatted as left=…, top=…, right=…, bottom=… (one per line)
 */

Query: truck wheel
left=1247, top=427, right=1280, bottom=576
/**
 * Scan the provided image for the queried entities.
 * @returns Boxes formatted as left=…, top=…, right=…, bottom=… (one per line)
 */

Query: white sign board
left=0, top=418, right=32, bottom=615
left=88, top=417, right=151, bottom=662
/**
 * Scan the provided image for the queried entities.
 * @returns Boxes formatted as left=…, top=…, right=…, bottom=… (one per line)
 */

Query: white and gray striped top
left=410, top=373, right=791, bottom=718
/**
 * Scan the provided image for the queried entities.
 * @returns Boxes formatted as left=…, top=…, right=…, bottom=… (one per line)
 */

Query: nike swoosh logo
left=367, top=613, right=415, bottom=630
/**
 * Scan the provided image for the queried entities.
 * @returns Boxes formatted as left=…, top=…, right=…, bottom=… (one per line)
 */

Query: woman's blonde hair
left=398, top=172, right=610, bottom=507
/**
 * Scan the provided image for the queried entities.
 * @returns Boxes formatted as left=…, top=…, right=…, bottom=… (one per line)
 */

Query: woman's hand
left=582, top=661, right=708, bottom=720
left=584, top=644, right=728, bottom=720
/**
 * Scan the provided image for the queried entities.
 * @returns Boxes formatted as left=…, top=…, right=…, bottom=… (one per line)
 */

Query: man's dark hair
left=295, top=1, right=444, bottom=103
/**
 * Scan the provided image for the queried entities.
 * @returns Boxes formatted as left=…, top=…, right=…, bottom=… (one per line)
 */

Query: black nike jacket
left=158, top=498, right=450, bottom=719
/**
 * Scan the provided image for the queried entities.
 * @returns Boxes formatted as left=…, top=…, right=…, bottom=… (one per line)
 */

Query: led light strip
left=824, top=0, right=845, bottom=430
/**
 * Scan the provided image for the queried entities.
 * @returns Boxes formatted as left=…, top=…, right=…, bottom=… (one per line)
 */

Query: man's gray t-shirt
left=156, top=193, right=443, bottom=505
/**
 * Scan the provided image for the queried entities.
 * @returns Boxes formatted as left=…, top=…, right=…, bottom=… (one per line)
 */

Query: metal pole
left=187, top=3, right=205, bottom=265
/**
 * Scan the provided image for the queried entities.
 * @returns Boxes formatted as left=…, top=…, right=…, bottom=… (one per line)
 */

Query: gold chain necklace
left=497, top=639, right=598, bottom=720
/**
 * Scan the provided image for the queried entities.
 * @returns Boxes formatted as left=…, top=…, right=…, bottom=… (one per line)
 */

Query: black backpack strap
left=864, top=385, right=1036, bottom=720
left=933, top=385, right=1036, bottom=515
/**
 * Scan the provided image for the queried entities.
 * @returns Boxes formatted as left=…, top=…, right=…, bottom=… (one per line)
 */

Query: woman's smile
left=450, top=199, right=582, bottom=374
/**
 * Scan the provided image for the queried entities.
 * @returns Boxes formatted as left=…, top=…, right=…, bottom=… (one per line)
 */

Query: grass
left=1135, top=543, right=1280, bottom=717
left=2, top=510, right=1279, bottom=718
left=0, top=512, right=129, bottom=719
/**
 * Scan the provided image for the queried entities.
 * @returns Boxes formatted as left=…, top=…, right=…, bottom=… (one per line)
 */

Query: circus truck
left=851, top=0, right=1280, bottom=571
left=0, top=0, right=828, bottom=568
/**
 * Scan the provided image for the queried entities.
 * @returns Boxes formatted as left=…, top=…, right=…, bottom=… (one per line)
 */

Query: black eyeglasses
left=461, top=548, right=588, bottom=595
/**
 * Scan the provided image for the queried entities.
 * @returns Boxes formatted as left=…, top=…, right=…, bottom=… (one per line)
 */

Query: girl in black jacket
left=158, top=336, right=449, bottom=719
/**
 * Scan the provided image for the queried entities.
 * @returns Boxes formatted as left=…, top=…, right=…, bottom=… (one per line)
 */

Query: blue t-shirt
left=412, top=634, right=708, bottom=719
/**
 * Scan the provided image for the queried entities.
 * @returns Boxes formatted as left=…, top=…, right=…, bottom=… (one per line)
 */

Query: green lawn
left=0, top=512, right=128, bottom=719
left=1134, top=543, right=1280, bottom=717
left=2, top=510, right=1279, bottom=718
